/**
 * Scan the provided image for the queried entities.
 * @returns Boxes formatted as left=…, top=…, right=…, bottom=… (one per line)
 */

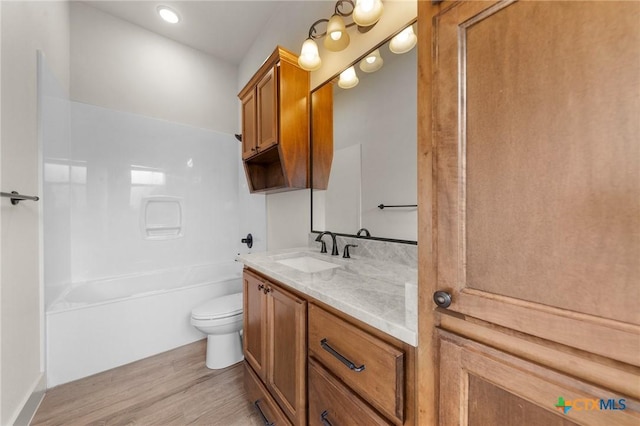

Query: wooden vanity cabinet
left=308, top=359, right=390, bottom=426
left=308, top=303, right=413, bottom=426
left=238, top=46, right=309, bottom=193
left=245, top=362, right=292, bottom=426
left=243, top=269, right=307, bottom=425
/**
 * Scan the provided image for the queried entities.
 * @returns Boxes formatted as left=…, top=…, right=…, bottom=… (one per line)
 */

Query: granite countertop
left=237, top=247, right=418, bottom=347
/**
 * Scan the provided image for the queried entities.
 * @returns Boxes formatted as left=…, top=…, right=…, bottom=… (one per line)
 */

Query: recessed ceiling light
left=157, top=6, right=180, bottom=24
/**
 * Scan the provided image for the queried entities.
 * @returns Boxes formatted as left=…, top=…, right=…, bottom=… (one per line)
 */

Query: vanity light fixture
left=157, top=6, right=180, bottom=24
left=353, top=0, right=384, bottom=27
left=359, top=49, right=383, bottom=73
left=389, top=24, right=417, bottom=54
left=299, top=38, right=322, bottom=71
left=298, top=0, right=384, bottom=72
left=338, top=66, right=359, bottom=89
left=325, top=13, right=350, bottom=51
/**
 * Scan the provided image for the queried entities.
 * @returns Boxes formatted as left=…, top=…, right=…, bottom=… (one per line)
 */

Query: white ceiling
left=84, top=1, right=289, bottom=65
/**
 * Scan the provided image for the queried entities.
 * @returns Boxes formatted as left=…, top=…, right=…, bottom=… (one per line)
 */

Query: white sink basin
left=276, top=256, right=341, bottom=273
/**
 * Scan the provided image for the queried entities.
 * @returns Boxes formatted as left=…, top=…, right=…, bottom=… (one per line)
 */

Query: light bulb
left=389, top=25, right=417, bottom=54
left=338, top=66, right=359, bottom=89
left=324, top=14, right=350, bottom=51
left=360, top=0, right=374, bottom=12
left=359, top=49, right=383, bottom=73
left=298, top=38, right=322, bottom=71
left=353, top=0, right=383, bottom=27
left=157, top=6, right=180, bottom=24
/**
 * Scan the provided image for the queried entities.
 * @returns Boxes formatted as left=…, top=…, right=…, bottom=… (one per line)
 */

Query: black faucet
left=343, top=244, right=358, bottom=258
left=315, top=231, right=339, bottom=256
left=356, top=228, right=371, bottom=237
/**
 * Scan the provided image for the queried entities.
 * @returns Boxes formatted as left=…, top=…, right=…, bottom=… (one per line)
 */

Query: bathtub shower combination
left=46, top=263, right=242, bottom=387
left=41, top=58, right=249, bottom=387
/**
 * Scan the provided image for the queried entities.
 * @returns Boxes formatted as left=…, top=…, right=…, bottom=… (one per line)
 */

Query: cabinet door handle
left=433, top=291, right=452, bottom=308
left=264, top=286, right=272, bottom=294
left=258, top=284, right=265, bottom=292
left=320, top=338, right=365, bottom=372
left=254, top=400, right=274, bottom=426
left=320, top=410, right=333, bottom=426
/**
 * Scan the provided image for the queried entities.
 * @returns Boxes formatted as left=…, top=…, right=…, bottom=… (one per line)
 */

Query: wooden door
left=428, top=0, right=640, bottom=423
left=257, top=65, right=278, bottom=153
left=241, top=90, right=257, bottom=160
left=439, top=330, right=639, bottom=426
left=267, top=283, right=307, bottom=425
left=243, top=270, right=267, bottom=381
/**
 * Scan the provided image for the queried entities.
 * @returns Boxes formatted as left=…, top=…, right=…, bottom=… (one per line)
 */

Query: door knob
left=241, top=233, right=253, bottom=248
left=433, top=291, right=452, bottom=308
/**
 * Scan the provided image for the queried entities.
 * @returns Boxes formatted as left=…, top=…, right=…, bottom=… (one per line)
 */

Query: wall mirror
left=311, top=22, right=417, bottom=243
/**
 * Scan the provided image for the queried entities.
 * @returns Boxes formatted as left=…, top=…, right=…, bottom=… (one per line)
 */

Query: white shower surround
left=43, top=100, right=249, bottom=387
left=46, top=262, right=242, bottom=387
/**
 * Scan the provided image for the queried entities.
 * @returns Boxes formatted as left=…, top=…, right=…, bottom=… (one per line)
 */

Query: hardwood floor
left=31, top=340, right=263, bottom=425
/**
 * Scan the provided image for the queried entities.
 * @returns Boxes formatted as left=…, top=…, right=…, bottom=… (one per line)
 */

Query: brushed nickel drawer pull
left=320, top=338, right=366, bottom=372
left=320, top=410, right=333, bottom=426
left=254, top=400, right=274, bottom=426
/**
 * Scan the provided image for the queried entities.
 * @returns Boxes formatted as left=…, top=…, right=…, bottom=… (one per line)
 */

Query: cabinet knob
left=433, top=291, right=452, bottom=308
left=258, top=283, right=265, bottom=292
left=264, top=286, right=271, bottom=294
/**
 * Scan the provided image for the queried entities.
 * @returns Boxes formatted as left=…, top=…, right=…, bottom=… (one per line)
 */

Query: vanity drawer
left=308, top=304, right=404, bottom=423
left=244, top=362, right=292, bottom=426
left=309, top=359, right=391, bottom=426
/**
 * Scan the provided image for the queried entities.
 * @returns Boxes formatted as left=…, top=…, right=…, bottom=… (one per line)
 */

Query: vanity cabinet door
left=267, top=283, right=307, bottom=426
left=243, top=270, right=267, bottom=381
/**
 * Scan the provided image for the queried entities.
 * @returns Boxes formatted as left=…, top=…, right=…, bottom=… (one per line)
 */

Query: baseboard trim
left=12, top=374, right=46, bottom=426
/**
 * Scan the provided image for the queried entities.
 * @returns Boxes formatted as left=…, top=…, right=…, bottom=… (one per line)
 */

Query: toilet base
left=205, top=332, right=244, bottom=369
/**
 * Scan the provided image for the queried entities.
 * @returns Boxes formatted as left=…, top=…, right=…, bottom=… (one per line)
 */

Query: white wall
left=240, top=0, right=416, bottom=249
left=71, top=2, right=237, bottom=134
left=1, top=1, right=70, bottom=424
left=69, top=2, right=267, bottom=257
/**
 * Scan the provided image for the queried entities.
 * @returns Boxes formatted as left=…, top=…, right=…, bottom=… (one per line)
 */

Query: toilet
left=191, top=292, right=244, bottom=369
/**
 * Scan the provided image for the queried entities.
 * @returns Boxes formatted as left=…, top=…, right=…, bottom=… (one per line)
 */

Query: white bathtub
left=46, top=261, right=242, bottom=387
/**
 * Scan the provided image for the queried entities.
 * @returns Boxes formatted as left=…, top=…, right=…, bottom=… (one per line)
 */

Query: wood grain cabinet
left=238, top=46, right=310, bottom=193
left=243, top=270, right=307, bottom=425
left=308, top=304, right=411, bottom=426
left=308, top=359, right=390, bottom=426
left=422, top=0, right=640, bottom=424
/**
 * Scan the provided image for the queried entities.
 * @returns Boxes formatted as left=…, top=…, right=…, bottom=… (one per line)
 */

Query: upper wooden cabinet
left=238, top=46, right=310, bottom=193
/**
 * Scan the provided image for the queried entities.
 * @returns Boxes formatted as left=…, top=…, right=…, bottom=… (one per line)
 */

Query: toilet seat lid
left=192, top=292, right=242, bottom=320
